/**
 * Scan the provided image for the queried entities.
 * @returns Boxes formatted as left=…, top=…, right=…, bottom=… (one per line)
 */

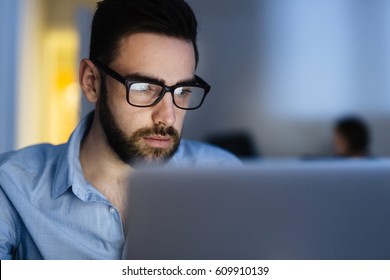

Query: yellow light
left=43, top=29, right=80, bottom=144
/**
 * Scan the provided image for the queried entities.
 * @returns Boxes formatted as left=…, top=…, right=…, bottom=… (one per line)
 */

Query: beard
left=98, top=80, right=180, bottom=166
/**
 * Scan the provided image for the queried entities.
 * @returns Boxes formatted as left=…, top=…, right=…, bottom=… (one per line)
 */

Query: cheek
left=108, top=96, right=147, bottom=134
left=104, top=82, right=129, bottom=117
left=120, top=110, right=153, bottom=134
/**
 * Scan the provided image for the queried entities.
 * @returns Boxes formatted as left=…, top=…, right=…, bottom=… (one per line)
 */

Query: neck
left=80, top=114, right=132, bottom=223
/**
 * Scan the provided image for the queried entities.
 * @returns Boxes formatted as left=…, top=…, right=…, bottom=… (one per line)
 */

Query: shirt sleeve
left=0, top=185, right=19, bottom=260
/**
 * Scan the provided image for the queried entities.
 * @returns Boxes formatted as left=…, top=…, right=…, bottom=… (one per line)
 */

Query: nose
left=151, top=92, right=176, bottom=127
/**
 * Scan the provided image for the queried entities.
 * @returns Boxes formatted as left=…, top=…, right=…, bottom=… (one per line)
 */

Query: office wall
left=17, top=0, right=45, bottom=149
left=185, top=0, right=390, bottom=157
left=183, top=0, right=263, bottom=152
left=0, top=0, right=20, bottom=153
left=16, top=0, right=96, bottom=150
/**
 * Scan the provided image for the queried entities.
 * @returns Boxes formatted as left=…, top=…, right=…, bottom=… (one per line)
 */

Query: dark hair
left=89, top=0, right=198, bottom=66
left=335, top=116, right=370, bottom=155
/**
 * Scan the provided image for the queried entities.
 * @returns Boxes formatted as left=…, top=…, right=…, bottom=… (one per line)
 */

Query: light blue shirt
left=0, top=114, right=240, bottom=259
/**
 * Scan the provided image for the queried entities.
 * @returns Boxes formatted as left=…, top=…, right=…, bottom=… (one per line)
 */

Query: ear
left=79, top=58, right=101, bottom=103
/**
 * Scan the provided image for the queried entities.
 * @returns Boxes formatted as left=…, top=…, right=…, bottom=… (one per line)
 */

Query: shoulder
left=170, top=139, right=242, bottom=166
left=0, top=143, right=63, bottom=171
left=0, top=144, right=64, bottom=191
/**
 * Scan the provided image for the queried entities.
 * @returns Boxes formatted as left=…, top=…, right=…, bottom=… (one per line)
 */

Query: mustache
left=134, top=125, right=178, bottom=138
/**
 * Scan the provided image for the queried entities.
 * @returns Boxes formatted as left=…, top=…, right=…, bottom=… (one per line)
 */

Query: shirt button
left=109, top=207, right=116, bottom=214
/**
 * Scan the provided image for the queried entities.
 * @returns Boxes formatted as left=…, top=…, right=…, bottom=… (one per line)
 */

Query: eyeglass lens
left=128, top=83, right=205, bottom=109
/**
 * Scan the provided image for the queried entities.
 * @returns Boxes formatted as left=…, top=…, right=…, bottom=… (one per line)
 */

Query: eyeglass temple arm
left=194, top=75, right=211, bottom=92
left=92, top=60, right=127, bottom=85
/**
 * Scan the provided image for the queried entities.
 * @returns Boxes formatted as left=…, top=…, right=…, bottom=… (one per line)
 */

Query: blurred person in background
left=0, top=0, right=239, bottom=260
left=332, top=116, right=371, bottom=158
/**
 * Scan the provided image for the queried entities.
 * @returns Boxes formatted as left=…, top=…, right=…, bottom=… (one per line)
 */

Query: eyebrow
left=124, top=72, right=197, bottom=86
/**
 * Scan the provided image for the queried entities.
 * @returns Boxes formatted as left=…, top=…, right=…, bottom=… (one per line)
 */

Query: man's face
left=333, top=130, right=348, bottom=156
left=97, top=33, right=196, bottom=165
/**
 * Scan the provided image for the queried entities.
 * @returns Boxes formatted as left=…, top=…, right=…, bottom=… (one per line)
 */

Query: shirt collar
left=51, top=113, right=93, bottom=199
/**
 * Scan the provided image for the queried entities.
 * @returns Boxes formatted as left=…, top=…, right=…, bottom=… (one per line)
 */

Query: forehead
left=112, top=33, right=196, bottom=84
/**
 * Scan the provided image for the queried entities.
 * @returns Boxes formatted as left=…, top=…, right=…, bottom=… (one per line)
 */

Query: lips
left=143, top=135, right=172, bottom=148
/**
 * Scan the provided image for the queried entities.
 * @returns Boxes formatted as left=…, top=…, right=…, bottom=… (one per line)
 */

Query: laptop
left=122, top=159, right=390, bottom=260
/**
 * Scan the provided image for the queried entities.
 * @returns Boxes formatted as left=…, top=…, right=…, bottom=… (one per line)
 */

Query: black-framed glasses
left=93, top=60, right=211, bottom=110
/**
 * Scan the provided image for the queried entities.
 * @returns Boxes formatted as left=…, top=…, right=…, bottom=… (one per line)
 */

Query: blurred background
left=1, top=0, right=390, bottom=159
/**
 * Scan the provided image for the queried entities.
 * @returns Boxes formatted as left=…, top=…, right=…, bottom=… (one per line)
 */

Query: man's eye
left=175, top=87, right=192, bottom=96
left=131, top=83, right=151, bottom=92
